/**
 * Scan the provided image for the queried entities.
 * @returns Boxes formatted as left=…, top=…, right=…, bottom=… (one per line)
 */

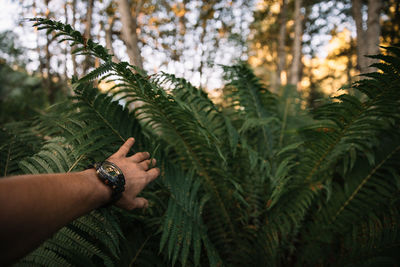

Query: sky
left=0, top=0, right=251, bottom=90
left=0, top=0, right=20, bottom=32
left=0, top=0, right=358, bottom=91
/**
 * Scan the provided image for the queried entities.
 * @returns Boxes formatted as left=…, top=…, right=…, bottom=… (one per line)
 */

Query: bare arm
left=0, top=138, right=160, bottom=265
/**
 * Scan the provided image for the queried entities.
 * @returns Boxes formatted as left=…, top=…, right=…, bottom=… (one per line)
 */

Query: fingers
left=139, top=159, right=156, bottom=170
left=130, top=151, right=150, bottom=162
left=115, top=138, right=135, bottom=157
left=131, top=197, right=149, bottom=209
left=146, top=167, right=160, bottom=183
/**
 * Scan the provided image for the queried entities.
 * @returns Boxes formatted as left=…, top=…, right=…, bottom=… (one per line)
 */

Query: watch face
left=103, top=162, right=121, bottom=178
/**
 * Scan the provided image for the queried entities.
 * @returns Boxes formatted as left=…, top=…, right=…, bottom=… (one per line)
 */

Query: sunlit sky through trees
left=1, top=0, right=253, bottom=90
left=0, top=0, right=376, bottom=97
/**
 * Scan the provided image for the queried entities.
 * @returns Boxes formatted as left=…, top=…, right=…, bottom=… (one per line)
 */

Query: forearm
left=0, top=169, right=111, bottom=265
left=0, top=137, right=160, bottom=266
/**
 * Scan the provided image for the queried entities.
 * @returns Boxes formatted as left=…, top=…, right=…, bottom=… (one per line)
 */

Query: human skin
left=0, top=137, right=160, bottom=265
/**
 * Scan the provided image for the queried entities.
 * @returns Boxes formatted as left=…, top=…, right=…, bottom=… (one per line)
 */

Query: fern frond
left=269, top=47, right=400, bottom=245
left=339, top=205, right=400, bottom=266
left=18, top=137, right=75, bottom=174
left=61, top=83, right=149, bottom=164
left=223, top=63, right=280, bottom=156
left=105, top=68, right=240, bottom=251
left=70, top=210, right=122, bottom=259
left=0, top=121, right=45, bottom=176
left=79, top=61, right=114, bottom=83
left=160, top=167, right=221, bottom=267
left=18, top=248, right=72, bottom=267
left=31, top=18, right=111, bottom=62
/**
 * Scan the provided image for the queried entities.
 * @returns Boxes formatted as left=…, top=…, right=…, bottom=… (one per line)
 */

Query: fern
left=223, top=63, right=280, bottom=156
left=160, top=167, right=221, bottom=267
left=0, top=121, right=46, bottom=176
left=4, top=19, right=399, bottom=266
left=266, top=46, right=400, bottom=248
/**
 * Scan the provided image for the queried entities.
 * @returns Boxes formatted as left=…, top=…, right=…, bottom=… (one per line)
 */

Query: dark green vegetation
left=1, top=18, right=400, bottom=266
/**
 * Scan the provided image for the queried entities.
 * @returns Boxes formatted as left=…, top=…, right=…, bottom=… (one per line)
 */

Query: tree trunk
left=64, top=2, right=69, bottom=80
left=32, top=2, right=44, bottom=78
left=366, top=0, right=382, bottom=69
left=82, top=0, right=95, bottom=74
left=71, top=0, right=78, bottom=77
left=45, top=1, right=56, bottom=103
left=117, top=0, right=143, bottom=69
left=390, top=0, right=400, bottom=44
left=289, top=0, right=303, bottom=88
left=351, top=0, right=367, bottom=72
left=352, top=0, right=382, bottom=73
left=276, top=0, right=287, bottom=89
left=198, top=20, right=207, bottom=89
left=105, top=16, right=118, bottom=62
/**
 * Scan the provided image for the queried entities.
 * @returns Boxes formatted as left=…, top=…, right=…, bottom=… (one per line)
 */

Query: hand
left=106, top=137, right=160, bottom=210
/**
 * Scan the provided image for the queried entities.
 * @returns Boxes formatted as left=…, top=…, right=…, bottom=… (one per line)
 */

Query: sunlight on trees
left=302, top=28, right=358, bottom=97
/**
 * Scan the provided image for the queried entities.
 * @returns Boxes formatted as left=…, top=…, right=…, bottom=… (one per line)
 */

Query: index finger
left=115, top=137, right=135, bottom=157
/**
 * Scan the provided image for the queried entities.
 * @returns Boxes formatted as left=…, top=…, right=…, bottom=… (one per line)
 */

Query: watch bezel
left=94, top=161, right=126, bottom=203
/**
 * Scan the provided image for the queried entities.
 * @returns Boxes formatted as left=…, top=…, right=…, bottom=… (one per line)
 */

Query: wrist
left=80, top=169, right=112, bottom=207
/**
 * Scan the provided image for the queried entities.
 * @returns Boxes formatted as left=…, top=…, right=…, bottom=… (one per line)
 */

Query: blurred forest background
left=1, top=0, right=399, bottom=124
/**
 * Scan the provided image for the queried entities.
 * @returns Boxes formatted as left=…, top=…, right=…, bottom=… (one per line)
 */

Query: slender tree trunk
left=105, top=16, right=118, bottom=62
left=44, top=0, right=56, bottom=103
left=391, top=0, right=400, bottom=44
left=64, top=2, right=69, bottom=80
left=117, top=0, right=143, bottom=69
left=198, top=20, right=207, bottom=89
left=276, top=0, right=287, bottom=89
left=352, top=0, right=382, bottom=73
left=289, top=0, right=303, bottom=88
left=82, top=0, right=94, bottom=74
left=351, top=0, right=367, bottom=72
left=71, top=0, right=78, bottom=77
left=346, top=39, right=355, bottom=85
left=366, top=0, right=382, bottom=69
left=32, top=2, right=44, bottom=78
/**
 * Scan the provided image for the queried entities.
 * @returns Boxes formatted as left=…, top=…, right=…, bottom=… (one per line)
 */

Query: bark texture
left=71, top=0, right=78, bottom=77
left=105, top=16, right=118, bottom=62
left=351, top=0, right=382, bottom=73
left=352, top=0, right=367, bottom=72
left=117, top=0, right=143, bottom=69
left=366, top=0, right=382, bottom=67
left=82, top=0, right=94, bottom=73
left=289, top=0, right=303, bottom=88
left=64, top=2, right=68, bottom=79
left=276, top=0, right=287, bottom=88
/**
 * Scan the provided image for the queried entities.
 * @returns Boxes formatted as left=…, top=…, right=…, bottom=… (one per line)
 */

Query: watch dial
left=103, top=162, right=121, bottom=177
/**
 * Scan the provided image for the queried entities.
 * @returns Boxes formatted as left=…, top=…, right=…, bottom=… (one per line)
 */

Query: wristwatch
left=93, top=161, right=126, bottom=204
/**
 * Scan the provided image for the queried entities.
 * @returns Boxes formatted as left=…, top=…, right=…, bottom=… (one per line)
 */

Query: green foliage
left=3, top=19, right=400, bottom=266
left=0, top=31, right=25, bottom=66
left=0, top=121, right=46, bottom=176
left=0, top=62, right=48, bottom=124
left=160, top=167, right=219, bottom=267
